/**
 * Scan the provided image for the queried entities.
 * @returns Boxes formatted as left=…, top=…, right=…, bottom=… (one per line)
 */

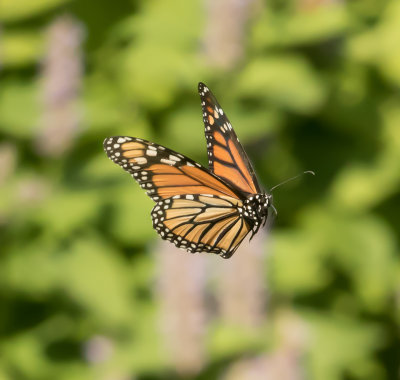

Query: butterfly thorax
left=241, top=193, right=271, bottom=235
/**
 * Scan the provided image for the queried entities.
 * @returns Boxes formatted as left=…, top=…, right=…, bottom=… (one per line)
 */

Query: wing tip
left=103, top=136, right=122, bottom=147
left=103, top=137, right=116, bottom=154
left=103, top=135, right=139, bottom=150
left=103, top=136, right=132, bottom=160
left=198, top=82, right=209, bottom=94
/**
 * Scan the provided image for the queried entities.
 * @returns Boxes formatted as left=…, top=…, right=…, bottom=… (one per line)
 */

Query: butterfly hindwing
left=103, top=136, right=240, bottom=202
left=151, top=194, right=251, bottom=258
left=198, top=82, right=261, bottom=195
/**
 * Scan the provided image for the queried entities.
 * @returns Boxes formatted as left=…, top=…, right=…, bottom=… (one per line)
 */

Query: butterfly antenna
left=269, top=171, right=315, bottom=192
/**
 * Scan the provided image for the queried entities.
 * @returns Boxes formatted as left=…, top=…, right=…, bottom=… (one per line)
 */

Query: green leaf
left=331, top=216, right=396, bottom=312
left=108, top=182, right=155, bottom=246
left=1, top=31, right=43, bottom=67
left=0, top=0, right=70, bottom=21
left=33, top=188, right=102, bottom=237
left=252, top=4, right=350, bottom=48
left=305, top=312, right=383, bottom=380
left=59, top=235, right=133, bottom=325
left=237, top=56, right=327, bottom=113
left=0, top=81, right=40, bottom=137
left=270, top=227, right=331, bottom=294
left=347, top=1, right=400, bottom=85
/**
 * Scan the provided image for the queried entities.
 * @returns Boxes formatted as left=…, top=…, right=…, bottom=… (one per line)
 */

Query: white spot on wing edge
left=161, top=158, right=176, bottom=165
left=169, top=155, right=180, bottom=161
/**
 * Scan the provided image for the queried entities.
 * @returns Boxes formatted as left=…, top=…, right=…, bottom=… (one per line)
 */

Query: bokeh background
left=1, top=0, right=400, bottom=379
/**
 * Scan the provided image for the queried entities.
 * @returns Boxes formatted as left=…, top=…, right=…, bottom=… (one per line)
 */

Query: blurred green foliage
left=1, top=0, right=400, bottom=379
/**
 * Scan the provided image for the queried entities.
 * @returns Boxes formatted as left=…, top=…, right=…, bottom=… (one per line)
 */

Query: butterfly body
left=243, top=193, right=271, bottom=237
left=104, top=83, right=272, bottom=258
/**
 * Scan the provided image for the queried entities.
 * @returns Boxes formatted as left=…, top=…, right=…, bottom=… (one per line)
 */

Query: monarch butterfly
left=104, top=83, right=272, bottom=258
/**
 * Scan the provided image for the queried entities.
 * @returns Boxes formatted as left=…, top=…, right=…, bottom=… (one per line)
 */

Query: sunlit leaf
left=0, top=0, right=69, bottom=21
left=305, top=312, right=383, bottom=380
left=0, top=81, right=40, bottom=137
left=59, top=235, right=133, bottom=325
left=1, top=31, right=43, bottom=67
left=252, top=4, right=350, bottom=48
left=237, top=56, right=327, bottom=113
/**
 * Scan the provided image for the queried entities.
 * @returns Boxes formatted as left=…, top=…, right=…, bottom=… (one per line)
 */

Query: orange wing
left=199, top=82, right=261, bottom=195
left=103, top=136, right=241, bottom=202
left=152, top=194, right=251, bottom=258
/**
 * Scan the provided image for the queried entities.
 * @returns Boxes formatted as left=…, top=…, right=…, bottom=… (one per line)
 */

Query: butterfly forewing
left=104, top=136, right=241, bottom=202
left=198, top=82, right=261, bottom=195
left=151, top=194, right=251, bottom=258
